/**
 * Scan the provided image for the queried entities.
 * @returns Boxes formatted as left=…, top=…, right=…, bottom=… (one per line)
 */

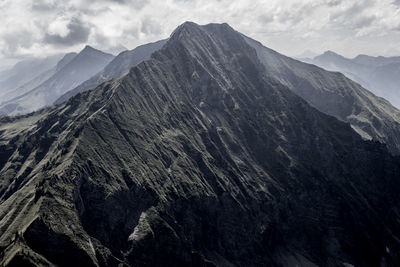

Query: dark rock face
left=1, top=22, right=400, bottom=267
left=54, top=39, right=167, bottom=105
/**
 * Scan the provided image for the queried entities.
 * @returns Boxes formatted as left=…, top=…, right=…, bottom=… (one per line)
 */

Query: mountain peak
left=322, top=50, right=342, bottom=57
left=82, top=45, right=96, bottom=52
left=78, top=45, right=113, bottom=59
left=354, top=54, right=370, bottom=59
left=169, top=21, right=234, bottom=41
left=65, top=45, right=115, bottom=68
left=181, top=20, right=198, bottom=28
left=81, top=45, right=98, bottom=54
left=314, top=50, right=348, bottom=62
left=169, top=21, right=200, bottom=39
left=161, top=22, right=258, bottom=76
left=177, top=21, right=201, bottom=31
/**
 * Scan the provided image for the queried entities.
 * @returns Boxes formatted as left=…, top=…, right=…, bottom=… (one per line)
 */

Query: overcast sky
left=1, top=0, right=400, bottom=68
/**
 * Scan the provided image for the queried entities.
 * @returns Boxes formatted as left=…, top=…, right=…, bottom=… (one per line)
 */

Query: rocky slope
left=1, top=22, right=400, bottom=267
left=0, top=47, right=114, bottom=116
left=244, top=38, right=400, bottom=155
left=55, top=40, right=167, bottom=105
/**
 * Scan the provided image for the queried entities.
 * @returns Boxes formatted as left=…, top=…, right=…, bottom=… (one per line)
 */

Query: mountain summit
left=1, top=22, right=400, bottom=266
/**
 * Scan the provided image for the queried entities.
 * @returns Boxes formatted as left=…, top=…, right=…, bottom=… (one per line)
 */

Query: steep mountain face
left=0, top=55, right=64, bottom=104
left=244, top=38, right=400, bottom=155
left=1, top=22, right=400, bottom=267
left=306, top=51, right=400, bottom=109
left=0, top=47, right=113, bottom=116
left=55, top=39, right=167, bottom=105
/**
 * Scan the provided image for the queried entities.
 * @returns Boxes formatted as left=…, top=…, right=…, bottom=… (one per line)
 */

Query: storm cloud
left=0, top=0, right=400, bottom=65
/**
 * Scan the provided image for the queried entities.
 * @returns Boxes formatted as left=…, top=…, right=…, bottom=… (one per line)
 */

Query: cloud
left=31, top=0, right=59, bottom=11
left=327, top=0, right=342, bottom=6
left=392, top=0, right=400, bottom=6
left=44, top=18, right=91, bottom=46
left=141, top=17, right=162, bottom=35
left=0, top=0, right=400, bottom=62
left=0, top=30, right=34, bottom=56
left=93, top=0, right=150, bottom=10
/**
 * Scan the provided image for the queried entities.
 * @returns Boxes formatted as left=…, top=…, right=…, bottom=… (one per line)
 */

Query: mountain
left=0, top=55, right=64, bottom=103
left=295, top=49, right=318, bottom=59
left=0, top=46, right=114, bottom=116
left=1, top=22, right=400, bottom=267
left=0, top=53, right=78, bottom=105
left=54, top=52, right=77, bottom=71
left=243, top=39, right=400, bottom=155
left=312, top=51, right=370, bottom=83
left=353, top=54, right=400, bottom=66
left=305, top=51, right=400, bottom=108
left=55, top=39, right=167, bottom=105
left=104, top=44, right=128, bottom=55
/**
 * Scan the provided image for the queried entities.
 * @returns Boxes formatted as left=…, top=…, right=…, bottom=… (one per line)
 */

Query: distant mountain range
left=1, top=22, right=400, bottom=267
left=0, top=55, right=64, bottom=103
left=0, top=41, right=171, bottom=116
left=0, top=46, right=114, bottom=116
left=55, top=39, right=167, bottom=105
left=244, top=39, right=400, bottom=155
left=295, top=49, right=318, bottom=59
left=302, top=51, right=400, bottom=108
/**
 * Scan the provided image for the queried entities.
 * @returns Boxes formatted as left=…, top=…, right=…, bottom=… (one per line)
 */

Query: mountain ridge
left=304, top=50, right=400, bottom=109
left=1, top=22, right=400, bottom=266
left=54, top=39, right=167, bottom=105
left=0, top=47, right=114, bottom=116
left=0, top=55, right=64, bottom=104
left=242, top=35, right=400, bottom=155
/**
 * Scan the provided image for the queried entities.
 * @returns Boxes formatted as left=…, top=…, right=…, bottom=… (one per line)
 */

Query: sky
left=1, top=0, right=400, bottom=69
